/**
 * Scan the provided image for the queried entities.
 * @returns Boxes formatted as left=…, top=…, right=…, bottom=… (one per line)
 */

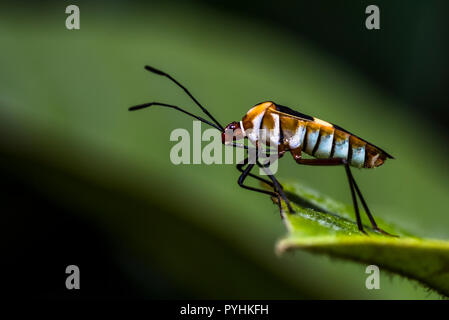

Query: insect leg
left=235, top=146, right=290, bottom=215
left=237, top=157, right=274, bottom=188
left=232, top=143, right=284, bottom=190
left=293, top=156, right=397, bottom=235
left=347, top=170, right=397, bottom=236
left=344, top=164, right=366, bottom=234
left=292, top=153, right=368, bottom=233
left=237, top=162, right=283, bottom=212
left=257, top=161, right=294, bottom=214
left=238, top=163, right=273, bottom=196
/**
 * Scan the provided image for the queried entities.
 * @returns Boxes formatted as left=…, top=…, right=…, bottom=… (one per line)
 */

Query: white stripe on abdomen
left=268, top=114, right=280, bottom=146
left=332, top=138, right=349, bottom=159
left=246, top=111, right=266, bottom=143
left=314, top=132, right=334, bottom=158
left=305, top=129, right=320, bottom=154
left=351, top=146, right=365, bottom=168
left=289, top=125, right=306, bottom=149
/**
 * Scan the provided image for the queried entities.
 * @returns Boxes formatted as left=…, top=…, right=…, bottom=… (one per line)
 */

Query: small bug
left=130, top=66, right=395, bottom=236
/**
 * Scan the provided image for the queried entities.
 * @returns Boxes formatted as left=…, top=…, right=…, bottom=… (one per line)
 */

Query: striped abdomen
left=241, top=102, right=392, bottom=168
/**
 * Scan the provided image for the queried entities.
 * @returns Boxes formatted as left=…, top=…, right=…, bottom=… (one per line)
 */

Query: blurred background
left=1, top=0, right=448, bottom=299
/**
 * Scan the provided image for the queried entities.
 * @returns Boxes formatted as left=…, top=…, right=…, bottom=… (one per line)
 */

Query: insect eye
left=230, top=121, right=239, bottom=130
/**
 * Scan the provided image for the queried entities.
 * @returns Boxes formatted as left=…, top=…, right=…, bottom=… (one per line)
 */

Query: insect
left=130, top=66, right=395, bottom=236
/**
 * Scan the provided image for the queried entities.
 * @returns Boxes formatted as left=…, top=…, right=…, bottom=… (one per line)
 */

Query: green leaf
left=270, top=181, right=449, bottom=297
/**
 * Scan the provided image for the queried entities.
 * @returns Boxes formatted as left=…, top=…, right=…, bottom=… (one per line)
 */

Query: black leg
left=255, top=159, right=286, bottom=192
left=232, top=144, right=286, bottom=215
left=232, top=144, right=281, bottom=190
left=255, top=148, right=292, bottom=214
left=257, top=161, right=294, bottom=214
left=347, top=169, right=397, bottom=236
left=238, top=163, right=281, bottom=202
left=344, top=164, right=366, bottom=234
left=295, top=157, right=396, bottom=236
left=237, top=157, right=274, bottom=188
left=238, top=159, right=286, bottom=213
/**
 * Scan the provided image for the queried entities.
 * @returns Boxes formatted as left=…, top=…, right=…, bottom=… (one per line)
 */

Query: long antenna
left=144, top=65, right=224, bottom=131
left=129, top=102, right=222, bottom=131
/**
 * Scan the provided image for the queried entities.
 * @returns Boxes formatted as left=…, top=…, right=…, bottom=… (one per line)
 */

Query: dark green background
left=1, top=0, right=448, bottom=299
